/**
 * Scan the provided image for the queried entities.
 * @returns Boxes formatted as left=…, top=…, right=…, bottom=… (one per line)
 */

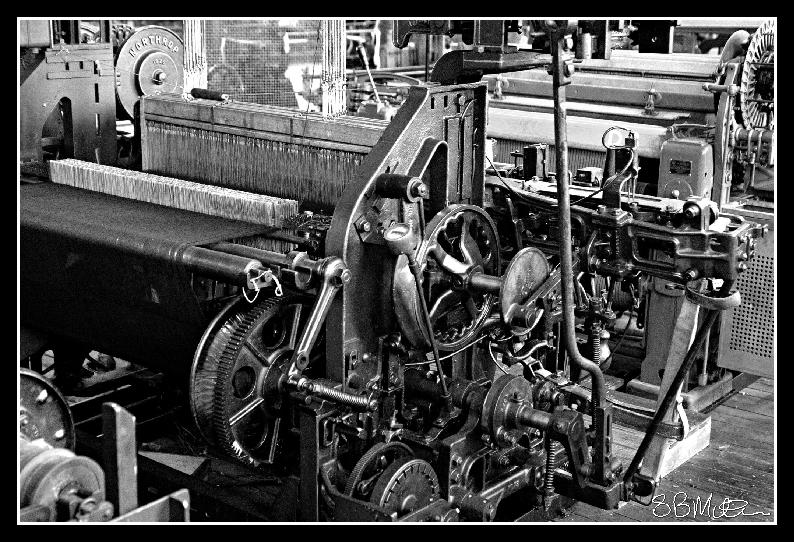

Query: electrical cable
left=485, top=155, right=541, bottom=204
left=569, top=147, right=636, bottom=206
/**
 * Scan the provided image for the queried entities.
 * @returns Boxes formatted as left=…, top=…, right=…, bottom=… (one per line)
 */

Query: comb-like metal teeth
left=143, top=121, right=364, bottom=213
left=49, top=159, right=298, bottom=252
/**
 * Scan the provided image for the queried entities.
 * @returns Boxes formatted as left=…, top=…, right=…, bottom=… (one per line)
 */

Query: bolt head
left=554, top=421, right=566, bottom=432
left=360, top=221, right=371, bottom=233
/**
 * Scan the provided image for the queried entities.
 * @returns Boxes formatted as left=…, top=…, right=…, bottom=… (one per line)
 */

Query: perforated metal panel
left=718, top=204, right=774, bottom=378
left=728, top=253, right=774, bottom=358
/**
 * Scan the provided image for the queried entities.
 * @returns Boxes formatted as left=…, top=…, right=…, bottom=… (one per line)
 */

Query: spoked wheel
left=190, top=296, right=308, bottom=465
left=392, top=205, right=501, bottom=351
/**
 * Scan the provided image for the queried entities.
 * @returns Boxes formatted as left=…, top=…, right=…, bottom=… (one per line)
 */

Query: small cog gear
left=369, top=457, right=440, bottom=517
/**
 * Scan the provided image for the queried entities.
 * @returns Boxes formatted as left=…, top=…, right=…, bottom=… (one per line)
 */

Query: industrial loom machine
left=20, top=20, right=768, bottom=522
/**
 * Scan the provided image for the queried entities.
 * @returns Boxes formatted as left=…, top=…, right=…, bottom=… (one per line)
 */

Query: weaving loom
left=20, top=20, right=769, bottom=523
left=140, top=94, right=388, bottom=212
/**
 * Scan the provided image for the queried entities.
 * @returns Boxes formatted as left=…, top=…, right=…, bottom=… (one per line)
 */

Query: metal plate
left=115, top=26, right=184, bottom=119
left=499, top=247, right=550, bottom=325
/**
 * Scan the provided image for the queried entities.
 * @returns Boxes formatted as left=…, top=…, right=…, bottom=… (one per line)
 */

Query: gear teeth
left=198, top=296, right=289, bottom=466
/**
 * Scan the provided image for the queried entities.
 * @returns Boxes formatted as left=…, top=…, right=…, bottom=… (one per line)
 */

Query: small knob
left=152, top=70, right=167, bottom=84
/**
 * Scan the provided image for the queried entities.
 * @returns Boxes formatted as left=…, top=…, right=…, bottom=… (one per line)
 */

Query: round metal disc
left=480, top=374, right=533, bottom=444
left=136, top=51, right=181, bottom=97
left=499, top=247, right=550, bottom=326
left=344, top=441, right=415, bottom=497
left=114, top=26, right=184, bottom=119
left=20, top=368, right=75, bottom=450
left=20, top=448, right=104, bottom=508
left=369, top=457, right=440, bottom=516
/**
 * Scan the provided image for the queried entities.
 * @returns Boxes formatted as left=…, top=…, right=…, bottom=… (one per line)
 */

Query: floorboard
left=554, top=378, right=775, bottom=523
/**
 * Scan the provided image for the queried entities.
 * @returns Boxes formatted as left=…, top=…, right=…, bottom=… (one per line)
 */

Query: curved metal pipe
left=549, top=27, right=606, bottom=410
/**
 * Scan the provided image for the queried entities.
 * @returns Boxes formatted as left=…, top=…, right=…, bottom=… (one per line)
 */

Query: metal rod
left=179, top=246, right=262, bottom=287
left=358, top=45, right=382, bottom=104
left=408, top=257, right=450, bottom=402
left=623, top=309, right=718, bottom=483
left=208, top=242, right=291, bottom=268
left=548, top=26, right=606, bottom=410
left=425, top=34, right=430, bottom=81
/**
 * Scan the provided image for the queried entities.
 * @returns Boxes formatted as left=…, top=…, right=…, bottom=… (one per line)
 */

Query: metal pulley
left=20, top=368, right=75, bottom=450
left=19, top=369, right=108, bottom=520
left=114, top=26, right=185, bottom=119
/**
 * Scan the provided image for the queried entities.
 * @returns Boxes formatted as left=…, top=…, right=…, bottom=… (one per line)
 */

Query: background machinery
left=19, top=19, right=769, bottom=522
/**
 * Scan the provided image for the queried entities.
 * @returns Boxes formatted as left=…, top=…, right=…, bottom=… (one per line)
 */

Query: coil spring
left=589, top=324, right=602, bottom=365
left=306, top=380, right=376, bottom=411
left=544, top=441, right=565, bottom=496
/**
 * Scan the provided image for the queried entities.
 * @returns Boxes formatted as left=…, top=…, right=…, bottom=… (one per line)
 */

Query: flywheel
left=190, top=295, right=309, bottom=465
left=114, top=26, right=185, bottom=120
left=392, top=205, right=501, bottom=351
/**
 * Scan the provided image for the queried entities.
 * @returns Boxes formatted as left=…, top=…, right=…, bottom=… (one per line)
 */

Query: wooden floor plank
left=748, top=379, right=774, bottom=394
left=565, top=372, right=774, bottom=523
left=725, top=386, right=774, bottom=403
left=718, top=393, right=774, bottom=417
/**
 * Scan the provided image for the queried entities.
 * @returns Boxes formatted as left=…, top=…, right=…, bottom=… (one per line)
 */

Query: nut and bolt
left=554, top=421, right=566, bottom=433
left=411, top=182, right=429, bottom=198
left=359, top=221, right=371, bottom=233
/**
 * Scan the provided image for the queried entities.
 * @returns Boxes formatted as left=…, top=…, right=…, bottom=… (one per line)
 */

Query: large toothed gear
left=190, top=296, right=307, bottom=465
left=740, top=19, right=775, bottom=130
